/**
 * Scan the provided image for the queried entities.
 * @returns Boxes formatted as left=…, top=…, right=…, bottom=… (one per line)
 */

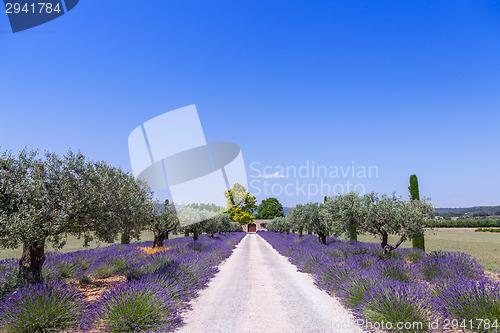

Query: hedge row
left=427, top=218, right=500, bottom=228
left=475, top=228, right=500, bottom=233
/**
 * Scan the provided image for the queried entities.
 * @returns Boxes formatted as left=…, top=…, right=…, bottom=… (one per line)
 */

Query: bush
left=97, top=280, right=181, bottom=332
left=401, top=249, right=426, bottom=263
left=428, top=218, right=500, bottom=228
left=416, top=257, right=462, bottom=282
left=430, top=251, right=483, bottom=280
left=436, top=279, right=500, bottom=332
left=344, top=254, right=378, bottom=269
left=476, top=228, right=500, bottom=233
left=362, top=282, right=436, bottom=332
left=379, top=259, right=416, bottom=283
left=0, top=281, right=94, bottom=332
left=338, top=273, right=385, bottom=309
left=318, top=262, right=357, bottom=292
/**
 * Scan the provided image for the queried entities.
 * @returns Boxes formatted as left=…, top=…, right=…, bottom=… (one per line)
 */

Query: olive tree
left=287, top=204, right=307, bottom=237
left=203, top=213, right=232, bottom=237
left=266, top=216, right=290, bottom=233
left=321, top=192, right=364, bottom=241
left=178, top=203, right=218, bottom=241
left=360, top=192, right=432, bottom=254
left=111, top=169, right=154, bottom=245
left=302, top=202, right=328, bottom=244
left=150, top=199, right=179, bottom=248
left=0, top=149, right=153, bottom=284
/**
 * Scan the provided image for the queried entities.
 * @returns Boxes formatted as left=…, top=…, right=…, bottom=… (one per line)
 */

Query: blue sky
left=1, top=0, right=499, bottom=208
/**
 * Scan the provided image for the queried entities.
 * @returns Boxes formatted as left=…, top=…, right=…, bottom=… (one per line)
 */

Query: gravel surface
left=176, top=233, right=364, bottom=333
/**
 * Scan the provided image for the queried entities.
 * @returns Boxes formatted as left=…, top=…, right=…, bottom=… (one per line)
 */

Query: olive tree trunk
left=18, top=241, right=45, bottom=285
left=318, top=232, right=327, bottom=245
left=152, top=232, right=166, bottom=248
left=349, top=225, right=357, bottom=241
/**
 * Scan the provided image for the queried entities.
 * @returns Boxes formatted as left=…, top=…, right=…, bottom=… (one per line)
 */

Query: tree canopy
left=255, top=197, right=284, bottom=219
left=0, top=148, right=153, bottom=284
left=223, top=183, right=257, bottom=225
left=150, top=199, right=179, bottom=248
left=321, top=192, right=433, bottom=253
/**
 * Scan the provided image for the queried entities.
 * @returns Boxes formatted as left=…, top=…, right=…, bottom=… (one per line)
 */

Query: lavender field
left=0, top=233, right=245, bottom=332
left=259, top=231, right=500, bottom=333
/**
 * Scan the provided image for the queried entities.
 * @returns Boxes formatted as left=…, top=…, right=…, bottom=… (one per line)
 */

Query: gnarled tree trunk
left=152, top=232, right=166, bottom=248
left=318, top=232, right=327, bottom=245
left=18, top=241, right=45, bottom=285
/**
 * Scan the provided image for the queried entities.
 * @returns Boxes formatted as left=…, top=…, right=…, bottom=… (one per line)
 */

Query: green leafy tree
left=360, top=192, right=432, bottom=254
left=287, top=204, right=307, bottom=237
left=266, top=216, right=291, bottom=233
left=255, top=198, right=284, bottom=219
left=204, top=213, right=232, bottom=237
left=321, top=192, right=363, bottom=241
left=113, top=170, right=155, bottom=245
left=150, top=199, right=179, bottom=248
left=409, top=174, right=425, bottom=251
left=178, top=203, right=218, bottom=241
left=0, top=149, right=153, bottom=284
left=223, top=183, right=257, bottom=225
left=301, top=202, right=328, bottom=244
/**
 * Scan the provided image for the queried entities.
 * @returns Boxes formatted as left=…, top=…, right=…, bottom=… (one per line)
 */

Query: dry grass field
left=1, top=228, right=498, bottom=273
left=0, top=231, right=183, bottom=261
left=357, top=228, right=500, bottom=272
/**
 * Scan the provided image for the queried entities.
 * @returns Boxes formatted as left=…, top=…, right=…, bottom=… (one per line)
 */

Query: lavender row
left=0, top=232, right=245, bottom=332
left=259, top=231, right=500, bottom=333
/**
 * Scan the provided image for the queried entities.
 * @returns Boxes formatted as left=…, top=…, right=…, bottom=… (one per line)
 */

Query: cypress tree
left=409, top=174, right=425, bottom=251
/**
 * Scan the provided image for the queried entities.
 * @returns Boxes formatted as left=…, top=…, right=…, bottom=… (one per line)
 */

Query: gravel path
left=176, top=233, right=364, bottom=333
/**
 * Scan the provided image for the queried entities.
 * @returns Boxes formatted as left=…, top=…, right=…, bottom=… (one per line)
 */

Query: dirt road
left=176, top=233, right=364, bottom=333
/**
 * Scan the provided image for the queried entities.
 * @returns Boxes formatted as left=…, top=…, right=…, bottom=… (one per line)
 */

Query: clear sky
left=1, top=0, right=499, bottom=208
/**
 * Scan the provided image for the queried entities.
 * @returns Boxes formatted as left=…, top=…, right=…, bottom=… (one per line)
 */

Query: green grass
left=0, top=231, right=183, bottom=260
left=356, top=228, right=500, bottom=273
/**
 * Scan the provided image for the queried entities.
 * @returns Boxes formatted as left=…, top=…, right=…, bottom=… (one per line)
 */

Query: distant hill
left=281, top=205, right=500, bottom=218
left=434, top=205, right=500, bottom=218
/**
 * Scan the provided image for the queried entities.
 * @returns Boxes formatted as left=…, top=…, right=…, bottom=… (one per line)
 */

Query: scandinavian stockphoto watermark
left=290, top=318, right=493, bottom=332
left=3, top=0, right=79, bottom=33
left=249, top=160, right=379, bottom=200
left=128, top=105, right=248, bottom=227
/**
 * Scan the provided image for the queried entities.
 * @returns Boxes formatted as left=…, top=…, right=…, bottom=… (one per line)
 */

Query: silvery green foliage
left=266, top=216, right=290, bottom=233
left=321, top=192, right=364, bottom=238
left=203, top=213, right=232, bottom=237
left=360, top=192, right=433, bottom=252
left=178, top=203, right=219, bottom=239
left=321, top=192, right=433, bottom=253
left=287, top=204, right=308, bottom=234
left=0, top=148, right=153, bottom=249
left=302, top=202, right=329, bottom=243
left=150, top=199, right=179, bottom=244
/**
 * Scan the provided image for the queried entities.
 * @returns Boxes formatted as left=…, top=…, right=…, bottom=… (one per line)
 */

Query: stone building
left=242, top=219, right=270, bottom=233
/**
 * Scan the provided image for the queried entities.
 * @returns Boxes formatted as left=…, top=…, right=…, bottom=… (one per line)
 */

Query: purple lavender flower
left=380, top=259, right=417, bottom=283
left=436, top=278, right=500, bottom=332
left=0, top=280, right=95, bottom=332
left=96, top=280, right=181, bottom=332
left=361, top=281, right=437, bottom=332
